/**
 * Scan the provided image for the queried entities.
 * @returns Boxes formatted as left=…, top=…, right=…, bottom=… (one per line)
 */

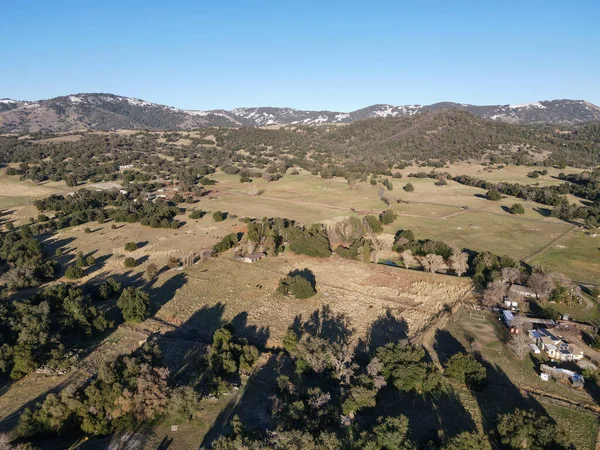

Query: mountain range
left=1, top=93, right=599, bottom=133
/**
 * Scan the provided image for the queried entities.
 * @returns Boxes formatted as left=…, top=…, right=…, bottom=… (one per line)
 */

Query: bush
left=288, top=225, right=331, bottom=258
left=240, top=176, right=252, bottom=183
left=85, top=255, right=96, bottom=266
left=189, top=210, right=205, bottom=219
left=5, top=222, right=14, bottom=231
left=509, top=203, right=525, bottom=215
left=75, top=252, right=86, bottom=268
left=55, top=248, right=63, bottom=257
left=65, top=266, right=84, bottom=279
left=213, top=233, right=239, bottom=253
left=84, top=227, right=92, bottom=234
left=213, top=211, right=226, bottom=222
left=145, top=263, right=158, bottom=280
left=444, top=353, right=487, bottom=389
left=97, top=277, right=123, bottom=300
left=123, top=257, right=138, bottom=268
left=435, top=178, right=447, bottom=186
left=486, top=189, right=502, bottom=201
left=278, top=273, right=316, bottom=299
left=124, top=242, right=138, bottom=252
left=167, top=256, right=180, bottom=269
left=117, top=287, right=149, bottom=322
left=364, top=215, right=383, bottom=233
left=403, top=183, right=415, bottom=192
left=37, top=214, right=49, bottom=222
left=379, top=209, right=397, bottom=225
left=111, top=224, right=117, bottom=230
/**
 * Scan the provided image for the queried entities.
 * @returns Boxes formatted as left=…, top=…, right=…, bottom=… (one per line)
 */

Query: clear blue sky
left=1, top=0, right=598, bottom=111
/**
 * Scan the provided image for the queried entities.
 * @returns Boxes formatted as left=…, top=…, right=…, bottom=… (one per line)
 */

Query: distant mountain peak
left=0, top=93, right=598, bottom=133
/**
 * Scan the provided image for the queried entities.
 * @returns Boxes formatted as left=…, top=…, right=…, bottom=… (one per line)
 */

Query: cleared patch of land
left=152, top=254, right=472, bottom=347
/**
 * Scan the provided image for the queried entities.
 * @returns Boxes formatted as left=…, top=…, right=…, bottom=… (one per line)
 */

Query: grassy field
left=0, top=164, right=596, bottom=283
left=529, top=230, right=600, bottom=285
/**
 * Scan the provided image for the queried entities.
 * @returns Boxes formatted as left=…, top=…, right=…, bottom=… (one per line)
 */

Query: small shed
left=241, top=252, right=266, bottom=263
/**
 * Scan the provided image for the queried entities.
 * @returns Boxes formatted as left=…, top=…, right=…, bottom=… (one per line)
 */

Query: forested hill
left=0, top=93, right=599, bottom=133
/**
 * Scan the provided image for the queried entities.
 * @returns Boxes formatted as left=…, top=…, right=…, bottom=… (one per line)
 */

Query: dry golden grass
left=153, top=253, right=472, bottom=347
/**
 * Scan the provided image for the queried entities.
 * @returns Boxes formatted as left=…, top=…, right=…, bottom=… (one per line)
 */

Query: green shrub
left=123, top=257, right=138, bottom=268
left=403, top=183, right=415, bottom=192
left=288, top=225, right=331, bottom=258
left=213, top=233, right=239, bottom=253
left=65, top=266, right=84, bottom=279
left=379, top=209, right=397, bottom=225
left=444, top=353, right=487, bottom=389
left=85, top=256, right=96, bottom=266
left=278, top=274, right=316, bottom=299
left=509, top=203, right=525, bottom=215
left=189, top=210, right=205, bottom=219
left=486, top=189, right=502, bottom=201
left=124, top=242, right=138, bottom=252
left=213, top=211, right=226, bottom=222
left=363, top=215, right=383, bottom=233
left=117, top=287, right=149, bottom=322
left=37, top=214, right=49, bottom=222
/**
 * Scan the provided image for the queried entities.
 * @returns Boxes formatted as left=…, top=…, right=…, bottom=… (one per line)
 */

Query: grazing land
left=0, top=120, right=599, bottom=449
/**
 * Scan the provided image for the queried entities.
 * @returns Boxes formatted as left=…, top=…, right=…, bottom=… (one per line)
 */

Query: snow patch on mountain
left=509, top=102, right=546, bottom=109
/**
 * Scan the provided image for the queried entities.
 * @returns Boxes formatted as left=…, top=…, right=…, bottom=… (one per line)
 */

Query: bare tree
left=449, top=252, right=469, bottom=277
left=482, top=280, right=507, bottom=307
left=327, top=217, right=363, bottom=247
left=400, top=250, right=416, bottom=269
left=548, top=272, right=571, bottom=287
left=501, top=267, right=522, bottom=285
left=527, top=273, right=554, bottom=300
left=197, top=249, right=214, bottom=262
left=363, top=221, right=384, bottom=263
left=182, top=252, right=196, bottom=267
left=508, top=330, right=530, bottom=360
left=420, top=254, right=446, bottom=274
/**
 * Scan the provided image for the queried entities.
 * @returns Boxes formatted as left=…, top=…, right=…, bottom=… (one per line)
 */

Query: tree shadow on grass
left=0, top=371, right=82, bottom=436
left=534, top=207, right=553, bottom=217
left=290, top=304, right=354, bottom=346
left=359, top=382, right=478, bottom=446
left=162, top=302, right=226, bottom=344
left=356, top=308, right=408, bottom=361
left=473, top=360, right=554, bottom=436
left=433, top=329, right=467, bottom=365
left=147, top=273, right=188, bottom=316
left=230, top=312, right=270, bottom=350
left=199, top=354, right=279, bottom=449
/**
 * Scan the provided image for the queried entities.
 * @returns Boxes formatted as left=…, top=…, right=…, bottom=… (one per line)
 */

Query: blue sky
left=1, top=0, right=598, bottom=110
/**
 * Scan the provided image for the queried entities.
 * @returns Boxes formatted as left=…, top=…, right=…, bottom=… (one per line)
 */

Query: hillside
left=1, top=93, right=599, bottom=133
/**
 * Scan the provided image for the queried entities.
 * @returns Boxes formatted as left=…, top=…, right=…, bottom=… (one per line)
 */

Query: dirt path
left=522, top=225, right=577, bottom=263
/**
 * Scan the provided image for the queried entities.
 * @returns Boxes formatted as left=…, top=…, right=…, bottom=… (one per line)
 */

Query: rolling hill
left=0, top=93, right=599, bottom=133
